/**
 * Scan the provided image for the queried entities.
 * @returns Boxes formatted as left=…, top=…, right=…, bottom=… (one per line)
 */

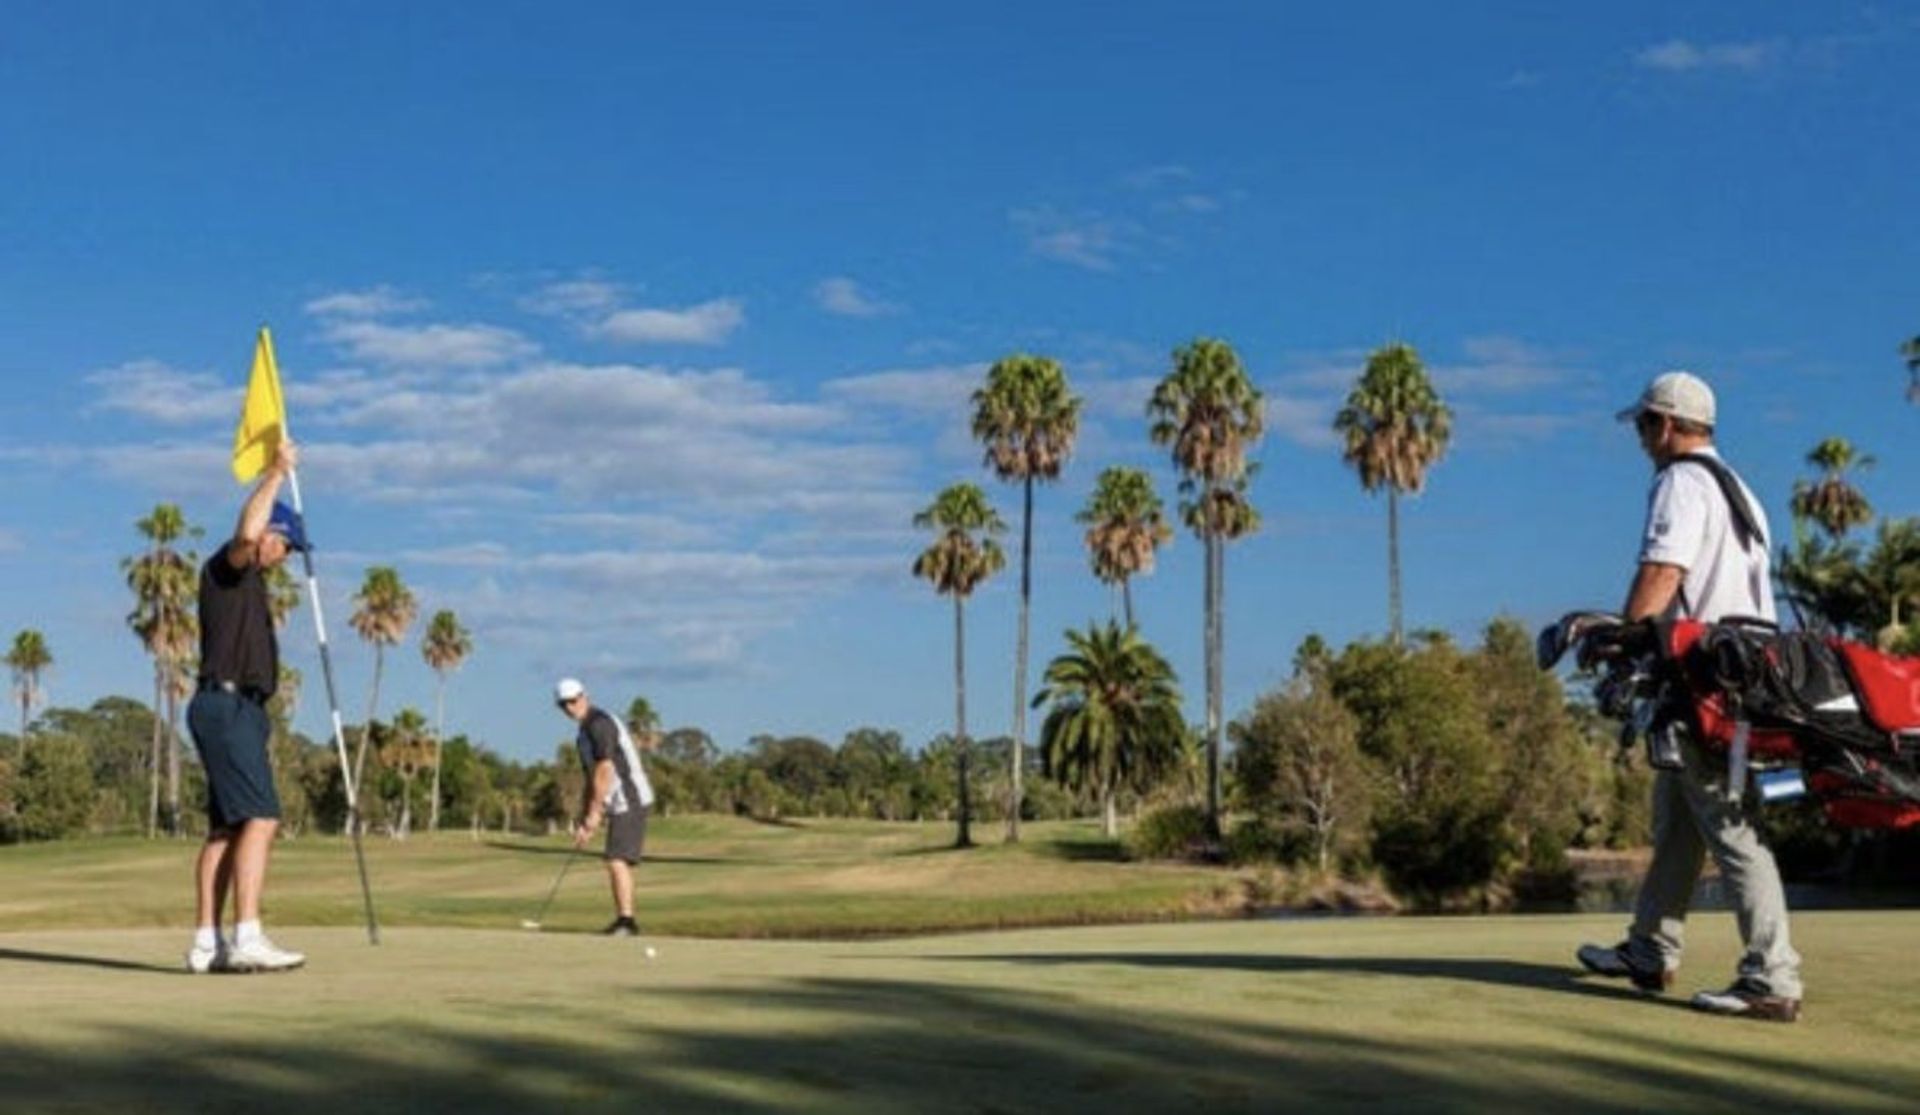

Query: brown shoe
left=1690, top=979, right=1801, bottom=1022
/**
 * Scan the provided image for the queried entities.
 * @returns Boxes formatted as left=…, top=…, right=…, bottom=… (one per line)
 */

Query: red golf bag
left=1662, top=619, right=1920, bottom=830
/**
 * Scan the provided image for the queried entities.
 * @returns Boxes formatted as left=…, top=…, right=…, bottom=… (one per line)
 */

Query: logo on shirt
left=1652, top=517, right=1672, bottom=538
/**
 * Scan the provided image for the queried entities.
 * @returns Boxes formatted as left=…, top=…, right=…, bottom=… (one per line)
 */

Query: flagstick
left=285, top=467, right=381, bottom=945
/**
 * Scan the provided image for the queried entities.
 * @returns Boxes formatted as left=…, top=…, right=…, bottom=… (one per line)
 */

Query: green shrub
left=1126, top=803, right=1211, bottom=860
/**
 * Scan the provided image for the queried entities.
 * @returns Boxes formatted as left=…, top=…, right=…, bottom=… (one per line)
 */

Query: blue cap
left=266, top=502, right=311, bottom=552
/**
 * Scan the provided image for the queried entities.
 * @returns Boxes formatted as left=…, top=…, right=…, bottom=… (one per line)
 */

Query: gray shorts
left=604, top=807, right=647, bottom=864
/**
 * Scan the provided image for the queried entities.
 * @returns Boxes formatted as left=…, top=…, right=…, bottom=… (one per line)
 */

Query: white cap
left=554, top=677, right=586, bottom=703
left=1617, top=370, right=1716, bottom=427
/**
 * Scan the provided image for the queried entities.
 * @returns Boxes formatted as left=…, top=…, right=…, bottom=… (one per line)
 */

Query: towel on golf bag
left=1661, top=620, right=1920, bottom=829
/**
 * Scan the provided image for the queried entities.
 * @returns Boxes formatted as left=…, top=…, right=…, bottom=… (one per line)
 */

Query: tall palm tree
left=1333, top=342, right=1453, bottom=647
left=420, top=609, right=472, bottom=834
left=1790, top=437, right=1875, bottom=541
left=6, top=629, right=52, bottom=754
left=1034, top=621, right=1185, bottom=837
left=1148, top=337, right=1264, bottom=841
left=1076, top=466, right=1173, bottom=629
left=1902, top=335, right=1919, bottom=404
left=912, top=483, right=1007, bottom=849
left=971, top=353, right=1081, bottom=843
left=123, top=504, right=199, bottom=837
left=349, top=566, right=418, bottom=794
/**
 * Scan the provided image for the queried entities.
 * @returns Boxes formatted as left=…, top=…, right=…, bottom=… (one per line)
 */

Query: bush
left=1370, top=798, right=1511, bottom=908
left=6, top=739, right=95, bottom=842
left=1126, top=803, right=1212, bottom=860
left=1224, top=816, right=1307, bottom=866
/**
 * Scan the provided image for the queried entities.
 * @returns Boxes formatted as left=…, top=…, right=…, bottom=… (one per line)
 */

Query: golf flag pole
left=237, top=326, right=381, bottom=945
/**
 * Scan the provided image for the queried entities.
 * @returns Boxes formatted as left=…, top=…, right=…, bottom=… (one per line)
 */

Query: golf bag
left=1540, top=611, right=1920, bottom=830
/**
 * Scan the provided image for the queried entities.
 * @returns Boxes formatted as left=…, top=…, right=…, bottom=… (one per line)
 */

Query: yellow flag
left=232, top=326, right=287, bottom=484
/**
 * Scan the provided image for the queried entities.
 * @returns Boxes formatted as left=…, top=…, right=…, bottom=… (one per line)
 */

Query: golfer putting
left=553, top=678, right=654, bottom=936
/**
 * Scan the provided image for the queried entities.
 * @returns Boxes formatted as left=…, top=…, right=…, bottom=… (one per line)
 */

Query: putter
left=520, top=846, right=582, bottom=931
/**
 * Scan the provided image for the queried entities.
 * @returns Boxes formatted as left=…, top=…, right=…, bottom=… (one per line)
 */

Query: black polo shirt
left=198, top=542, right=278, bottom=699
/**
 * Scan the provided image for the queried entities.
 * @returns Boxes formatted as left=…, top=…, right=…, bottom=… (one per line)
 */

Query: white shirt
left=1639, top=446, right=1776, bottom=623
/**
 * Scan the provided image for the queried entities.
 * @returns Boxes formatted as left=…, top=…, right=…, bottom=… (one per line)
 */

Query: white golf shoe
left=185, top=939, right=234, bottom=974
left=227, top=934, right=307, bottom=973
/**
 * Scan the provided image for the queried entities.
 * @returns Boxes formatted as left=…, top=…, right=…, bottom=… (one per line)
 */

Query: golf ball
left=644, top=946, right=657, bottom=959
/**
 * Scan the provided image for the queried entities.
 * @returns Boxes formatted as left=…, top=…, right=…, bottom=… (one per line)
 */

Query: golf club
left=520, top=845, right=583, bottom=931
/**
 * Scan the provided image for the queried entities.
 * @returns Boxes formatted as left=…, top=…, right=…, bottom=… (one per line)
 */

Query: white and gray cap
left=554, top=677, right=586, bottom=703
left=1617, top=370, right=1716, bottom=427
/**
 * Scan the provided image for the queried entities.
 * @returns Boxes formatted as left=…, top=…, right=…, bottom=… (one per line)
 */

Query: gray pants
left=1623, top=738, right=1802, bottom=998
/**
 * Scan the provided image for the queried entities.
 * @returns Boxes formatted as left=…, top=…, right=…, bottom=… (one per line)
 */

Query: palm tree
left=1076, top=466, right=1173, bottom=629
left=912, top=483, right=1008, bottom=849
left=971, top=353, right=1081, bottom=844
left=1862, top=519, right=1920, bottom=653
left=123, top=504, right=199, bottom=837
left=383, top=708, right=435, bottom=838
left=625, top=696, right=660, bottom=746
left=1790, top=437, right=1875, bottom=541
left=349, top=566, right=418, bottom=795
left=1148, top=337, right=1264, bottom=841
left=1033, top=622, right=1185, bottom=838
left=6, top=629, right=52, bottom=755
left=420, top=609, right=472, bottom=834
left=1901, top=335, right=1919, bottom=404
left=1333, top=342, right=1453, bottom=647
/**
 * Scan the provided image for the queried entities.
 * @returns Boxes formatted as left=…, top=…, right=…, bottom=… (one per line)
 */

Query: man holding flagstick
left=208, top=326, right=381, bottom=963
left=186, top=434, right=308, bottom=972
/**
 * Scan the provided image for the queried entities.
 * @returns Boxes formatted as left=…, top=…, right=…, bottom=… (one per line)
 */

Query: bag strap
left=1669, top=452, right=1765, bottom=554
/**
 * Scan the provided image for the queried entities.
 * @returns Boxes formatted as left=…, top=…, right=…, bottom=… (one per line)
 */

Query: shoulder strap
left=1669, top=452, right=1765, bottom=554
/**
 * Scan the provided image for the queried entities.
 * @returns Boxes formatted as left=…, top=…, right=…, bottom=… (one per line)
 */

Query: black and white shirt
left=576, top=707, right=655, bottom=815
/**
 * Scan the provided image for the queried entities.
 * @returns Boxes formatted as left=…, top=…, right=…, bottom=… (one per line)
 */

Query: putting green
left=4, top=913, right=1916, bottom=1113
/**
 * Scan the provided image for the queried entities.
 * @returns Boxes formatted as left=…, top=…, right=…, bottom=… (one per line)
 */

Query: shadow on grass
left=1036, top=837, right=1129, bottom=863
left=1, top=973, right=1909, bottom=1113
left=0, top=947, right=181, bottom=975
left=480, top=841, right=735, bottom=865
left=920, top=950, right=1688, bottom=1010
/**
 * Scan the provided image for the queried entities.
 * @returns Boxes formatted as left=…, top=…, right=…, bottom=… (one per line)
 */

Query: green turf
left=0, top=817, right=1245, bottom=936
left=2, top=915, right=1916, bottom=1113
left=4, top=820, right=1916, bottom=1112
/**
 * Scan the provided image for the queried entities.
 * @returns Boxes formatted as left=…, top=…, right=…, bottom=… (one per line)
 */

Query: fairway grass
left=3, top=915, right=1918, bottom=1113
left=0, top=817, right=1246, bottom=937
left=5, top=821, right=1917, bottom=1112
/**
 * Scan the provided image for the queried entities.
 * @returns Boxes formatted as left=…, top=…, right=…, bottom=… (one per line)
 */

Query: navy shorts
left=187, top=689, right=282, bottom=831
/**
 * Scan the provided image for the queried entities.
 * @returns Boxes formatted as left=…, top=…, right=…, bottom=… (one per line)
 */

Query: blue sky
left=2, top=3, right=1915, bottom=761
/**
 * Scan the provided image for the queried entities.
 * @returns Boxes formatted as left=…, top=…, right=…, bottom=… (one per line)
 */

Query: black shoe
left=603, top=917, right=640, bottom=938
left=1576, top=942, right=1673, bottom=993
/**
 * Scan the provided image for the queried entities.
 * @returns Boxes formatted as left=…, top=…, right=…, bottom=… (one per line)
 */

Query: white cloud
left=1431, top=336, right=1579, bottom=394
left=1121, top=164, right=1194, bottom=190
left=521, top=278, right=624, bottom=318
left=322, top=320, right=537, bottom=368
left=85, top=361, right=237, bottom=425
left=594, top=298, right=745, bottom=346
left=304, top=286, right=427, bottom=318
left=1158, top=193, right=1222, bottom=214
left=814, top=277, right=899, bottom=318
left=822, top=363, right=986, bottom=417
left=1010, top=207, right=1128, bottom=272
left=1634, top=37, right=1782, bottom=73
